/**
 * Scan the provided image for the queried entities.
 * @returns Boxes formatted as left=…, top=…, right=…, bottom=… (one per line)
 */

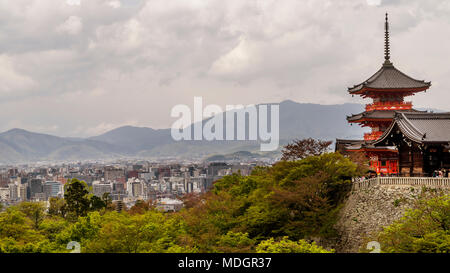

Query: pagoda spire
left=384, top=13, right=392, bottom=66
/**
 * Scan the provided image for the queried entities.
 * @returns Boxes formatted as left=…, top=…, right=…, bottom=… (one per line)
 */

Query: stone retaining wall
left=333, top=180, right=449, bottom=253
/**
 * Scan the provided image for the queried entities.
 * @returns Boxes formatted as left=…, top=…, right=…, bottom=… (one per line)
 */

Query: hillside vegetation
left=1, top=152, right=448, bottom=253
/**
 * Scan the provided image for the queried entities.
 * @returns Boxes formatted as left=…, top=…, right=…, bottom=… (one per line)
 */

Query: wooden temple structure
left=336, top=14, right=450, bottom=176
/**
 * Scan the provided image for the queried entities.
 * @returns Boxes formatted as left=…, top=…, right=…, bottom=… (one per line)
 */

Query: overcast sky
left=1, top=0, right=449, bottom=137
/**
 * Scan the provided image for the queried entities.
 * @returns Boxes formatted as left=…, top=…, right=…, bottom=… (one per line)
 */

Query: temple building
left=371, top=112, right=450, bottom=176
left=336, top=14, right=450, bottom=176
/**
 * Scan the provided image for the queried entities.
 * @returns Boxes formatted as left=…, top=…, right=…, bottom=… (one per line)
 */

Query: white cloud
left=210, top=37, right=252, bottom=76
left=57, top=16, right=83, bottom=35
left=66, top=0, right=81, bottom=6
left=107, top=1, right=121, bottom=9
left=366, top=0, right=382, bottom=6
left=0, top=0, right=450, bottom=137
left=0, top=55, right=35, bottom=94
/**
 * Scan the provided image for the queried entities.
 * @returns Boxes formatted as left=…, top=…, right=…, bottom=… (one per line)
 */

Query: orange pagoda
left=336, top=14, right=431, bottom=175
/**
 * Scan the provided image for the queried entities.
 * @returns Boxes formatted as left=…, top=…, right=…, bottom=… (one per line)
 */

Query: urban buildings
left=0, top=159, right=265, bottom=211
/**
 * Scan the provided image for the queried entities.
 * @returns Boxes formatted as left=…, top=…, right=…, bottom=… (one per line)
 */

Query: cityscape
left=0, top=1, right=449, bottom=267
left=0, top=159, right=266, bottom=212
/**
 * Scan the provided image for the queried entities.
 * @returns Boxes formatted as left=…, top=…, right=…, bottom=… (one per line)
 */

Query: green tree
left=376, top=194, right=450, bottom=253
left=89, top=195, right=107, bottom=211
left=64, top=179, right=91, bottom=219
left=0, top=208, right=45, bottom=253
left=17, top=202, right=46, bottom=229
left=256, top=237, right=333, bottom=253
left=181, top=152, right=362, bottom=249
left=83, top=210, right=192, bottom=253
left=214, top=231, right=255, bottom=253
left=48, top=197, right=67, bottom=218
left=102, top=192, right=113, bottom=209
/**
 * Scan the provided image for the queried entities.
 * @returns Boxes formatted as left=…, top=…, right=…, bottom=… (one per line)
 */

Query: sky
left=1, top=0, right=450, bottom=137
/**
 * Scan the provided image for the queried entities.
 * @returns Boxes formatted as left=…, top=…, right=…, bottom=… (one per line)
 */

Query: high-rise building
left=29, top=179, right=43, bottom=199
left=93, top=182, right=112, bottom=197
left=104, top=167, right=125, bottom=183
left=43, top=181, right=62, bottom=199
left=8, top=183, right=18, bottom=201
left=0, top=187, right=9, bottom=201
left=18, top=184, right=27, bottom=201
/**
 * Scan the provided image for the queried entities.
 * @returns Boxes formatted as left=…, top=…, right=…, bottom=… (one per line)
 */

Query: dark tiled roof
left=348, top=63, right=431, bottom=94
left=335, top=139, right=365, bottom=152
left=346, top=109, right=425, bottom=122
left=337, top=139, right=397, bottom=152
left=347, top=110, right=395, bottom=122
left=374, top=112, right=450, bottom=144
left=336, top=139, right=365, bottom=145
left=346, top=144, right=397, bottom=152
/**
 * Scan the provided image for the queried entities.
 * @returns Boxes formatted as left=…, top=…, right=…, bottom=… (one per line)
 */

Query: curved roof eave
left=372, top=112, right=424, bottom=145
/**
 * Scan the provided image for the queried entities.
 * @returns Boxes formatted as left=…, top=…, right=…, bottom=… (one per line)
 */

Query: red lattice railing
left=366, top=101, right=412, bottom=111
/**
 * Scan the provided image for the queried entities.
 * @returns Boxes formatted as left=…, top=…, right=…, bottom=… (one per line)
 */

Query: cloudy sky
left=1, top=0, right=450, bottom=137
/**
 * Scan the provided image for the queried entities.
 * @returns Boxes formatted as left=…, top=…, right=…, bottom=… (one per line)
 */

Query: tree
left=268, top=173, right=332, bottom=238
left=180, top=152, right=361, bottom=250
left=0, top=208, right=45, bottom=253
left=214, top=231, right=255, bottom=253
left=128, top=200, right=153, bottom=215
left=83, top=210, right=192, bottom=253
left=256, top=237, right=333, bottom=253
left=48, top=197, right=67, bottom=218
left=281, top=138, right=332, bottom=161
left=38, top=217, right=69, bottom=244
left=17, top=202, right=46, bottom=229
left=239, top=153, right=360, bottom=240
left=102, top=192, right=113, bottom=209
left=64, top=179, right=91, bottom=219
left=0, top=152, right=364, bottom=253
left=89, top=195, right=107, bottom=211
left=376, top=194, right=450, bottom=253
left=180, top=193, right=203, bottom=209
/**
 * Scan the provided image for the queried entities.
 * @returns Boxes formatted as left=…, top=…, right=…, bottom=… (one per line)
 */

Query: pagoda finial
left=384, top=13, right=392, bottom=66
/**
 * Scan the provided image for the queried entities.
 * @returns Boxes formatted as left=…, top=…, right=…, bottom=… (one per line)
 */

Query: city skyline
left=1, top=0, right=450, bottom=137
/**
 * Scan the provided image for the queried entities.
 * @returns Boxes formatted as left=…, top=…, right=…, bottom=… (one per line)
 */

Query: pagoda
left=338, top=14, right=431, bottom=175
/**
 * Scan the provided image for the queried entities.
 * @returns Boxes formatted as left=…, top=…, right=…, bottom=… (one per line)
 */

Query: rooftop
left=348, top=13, right=431, bottom=95
left=375, top=112, right=450, bottom=144
left=348, top=64, right=431, bottom=94
left=347, top=109, right=425, bottom=123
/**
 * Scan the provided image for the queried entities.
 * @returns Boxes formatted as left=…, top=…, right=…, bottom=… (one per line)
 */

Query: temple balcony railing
left=364, top=131, right=384, bottom=141
left=366, top=101, right=412, bottom=112
left=352, top=177, right=450, bottom=190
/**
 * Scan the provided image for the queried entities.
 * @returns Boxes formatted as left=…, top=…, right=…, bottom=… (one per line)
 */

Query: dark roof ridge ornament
left=383, top=13, right=393, bottom=67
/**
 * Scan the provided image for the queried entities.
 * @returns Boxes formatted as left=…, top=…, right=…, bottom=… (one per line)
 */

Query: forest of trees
left=0, top=139, right=448, bottom=253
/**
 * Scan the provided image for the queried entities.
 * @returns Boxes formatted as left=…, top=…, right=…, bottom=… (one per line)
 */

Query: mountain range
left=0, top=100, right=370, bottom=164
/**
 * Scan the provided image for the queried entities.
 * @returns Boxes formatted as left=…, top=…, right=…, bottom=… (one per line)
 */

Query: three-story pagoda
left=338, top=14, right=431, bottom=175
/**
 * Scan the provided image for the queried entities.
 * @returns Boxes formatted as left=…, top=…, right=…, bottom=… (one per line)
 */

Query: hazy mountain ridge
left=0, top=101, right=368, bottom=164
left=0, top=129, right=124, bottom=164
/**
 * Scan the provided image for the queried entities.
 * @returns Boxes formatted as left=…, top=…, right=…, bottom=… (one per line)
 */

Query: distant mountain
left=0, top=100, right=368, bottom=164
left=0, top=129, right=124, bottom=164
left=93, top=100, right=366, bottom=158
left=205, top=151, right=268, bottom=162
left=89, top=126, right=172, bottom=153
left=278, top=100, right=365, bottom=140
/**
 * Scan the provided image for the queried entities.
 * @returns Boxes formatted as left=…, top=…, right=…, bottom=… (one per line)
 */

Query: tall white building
left=92, top=181, right=112, bottom=197
left=0, top=187, right=10, bottom=201
left=8, top=183, right=18, bottom=201
left=126, top=178, right=145, bottom=198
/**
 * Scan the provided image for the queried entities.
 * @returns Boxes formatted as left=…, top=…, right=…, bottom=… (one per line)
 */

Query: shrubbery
left=2, top=151, right=446, bottom=253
